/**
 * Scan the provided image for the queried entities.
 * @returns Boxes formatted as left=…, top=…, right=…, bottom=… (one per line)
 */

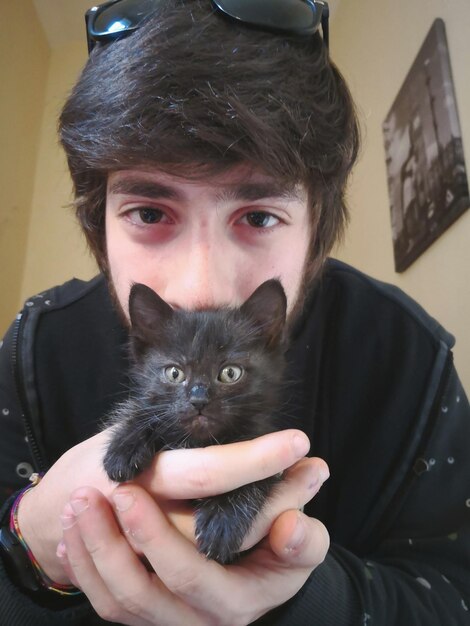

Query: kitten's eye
left=164, top=366, right=186, bottom=383
left=218, top=365, right=243, bottom=384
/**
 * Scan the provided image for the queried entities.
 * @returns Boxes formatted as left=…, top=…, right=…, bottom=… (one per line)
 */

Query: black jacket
left=1, top=259, right=469, bottom=625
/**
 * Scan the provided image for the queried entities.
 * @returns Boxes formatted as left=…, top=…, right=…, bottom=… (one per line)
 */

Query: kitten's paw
left=103, top=449, right=143, bottom=482
left=195, top=503, right=247, bottom=565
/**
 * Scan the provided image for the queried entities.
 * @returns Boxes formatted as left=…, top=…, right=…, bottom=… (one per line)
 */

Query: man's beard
left=104, top=269, right=132, bottom=329
left=284, top=255, right=325, bottom=337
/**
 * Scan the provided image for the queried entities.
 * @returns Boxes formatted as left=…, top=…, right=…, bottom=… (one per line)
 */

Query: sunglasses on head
left=85, top=0, right=329, bottom=54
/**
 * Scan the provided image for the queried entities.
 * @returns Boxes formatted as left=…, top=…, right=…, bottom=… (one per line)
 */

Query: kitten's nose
left=189, top=383, right=209, bottom=411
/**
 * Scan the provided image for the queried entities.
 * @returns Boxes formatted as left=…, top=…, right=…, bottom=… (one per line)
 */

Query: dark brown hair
left=59, top=0, right=360, bottom=282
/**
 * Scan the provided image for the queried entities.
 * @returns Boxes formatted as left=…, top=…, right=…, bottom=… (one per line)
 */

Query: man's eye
left=244, top=212, right=279, bottom=228
left=137, top=208, right=164, bottom=224
left=124, top=206, right=173, bottom=228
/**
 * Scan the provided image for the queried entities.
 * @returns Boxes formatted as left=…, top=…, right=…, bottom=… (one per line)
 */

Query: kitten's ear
left=241, top=279, right=287, bottom=348
left=128, top=283, right=173, bottom=357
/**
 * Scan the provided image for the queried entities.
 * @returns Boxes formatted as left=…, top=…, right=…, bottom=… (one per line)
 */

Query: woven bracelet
left=9, top=473, right=83, bottom=597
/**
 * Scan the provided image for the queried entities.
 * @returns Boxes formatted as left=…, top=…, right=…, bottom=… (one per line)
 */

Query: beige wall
left=332, top=0, right=470, bottom=389
left=0, top=0, right=49, bottom=332
left=20, top=41, right=96, bottom=301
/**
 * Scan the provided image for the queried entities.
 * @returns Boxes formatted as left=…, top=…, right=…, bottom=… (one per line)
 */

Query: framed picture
left=382, top=19, right=469, bottom=272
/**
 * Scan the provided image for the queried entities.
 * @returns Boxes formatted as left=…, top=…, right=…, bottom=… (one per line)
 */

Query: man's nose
left=166, top=241, right=238, bottom=310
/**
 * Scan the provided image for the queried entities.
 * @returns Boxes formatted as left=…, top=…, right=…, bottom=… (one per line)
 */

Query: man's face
left=105, top=166, right=311, bottom=319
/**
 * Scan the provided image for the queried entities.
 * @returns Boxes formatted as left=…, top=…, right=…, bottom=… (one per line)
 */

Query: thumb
left=269, top=509, right=330, bottom=569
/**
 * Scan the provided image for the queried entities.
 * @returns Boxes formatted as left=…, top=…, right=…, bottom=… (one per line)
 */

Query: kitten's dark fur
left=103, top=280, right=287, bottom=564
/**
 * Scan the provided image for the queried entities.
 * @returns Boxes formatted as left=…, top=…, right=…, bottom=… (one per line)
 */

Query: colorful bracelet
left=9, top=473, right=83, bottom=596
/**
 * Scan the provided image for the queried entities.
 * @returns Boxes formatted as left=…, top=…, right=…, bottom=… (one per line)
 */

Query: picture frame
left=382, top=19, right=469, bottom=272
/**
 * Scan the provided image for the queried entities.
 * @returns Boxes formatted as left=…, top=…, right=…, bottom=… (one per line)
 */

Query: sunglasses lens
left=212, top=0, right=322, bottom=34
left=87, top=0, right=328, bottom=54
left=92, top=0, right=156, bottom=36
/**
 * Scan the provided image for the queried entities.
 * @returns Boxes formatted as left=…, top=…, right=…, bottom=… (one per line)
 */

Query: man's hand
left=58, top=430, right=330, bottom=625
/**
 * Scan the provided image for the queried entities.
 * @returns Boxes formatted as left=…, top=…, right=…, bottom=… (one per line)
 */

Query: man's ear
left=128, top=283, right=173, bottom=357
left=240, top=279, right=287, bottom=348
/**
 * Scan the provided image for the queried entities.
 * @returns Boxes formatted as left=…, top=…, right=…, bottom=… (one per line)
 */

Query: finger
left=113, top=484, right=327, bottom=626
left=136, top=429, right=310, bottom=499
left=61, top=498, right=146, bottom=626
left=231, top=511, right=330, bottom=618
left=112, top=483, right=237, bottom=613
left=68, top=487, right=204, bottom=625
left=150, top=458, right=328, bottom=551
left=240, top=457, right=329, bottom=551
left=269, top=509, right=330, bottom=569
left=158, top=499, right=195, bottom=543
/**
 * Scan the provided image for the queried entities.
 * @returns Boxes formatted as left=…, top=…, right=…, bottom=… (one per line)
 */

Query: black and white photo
left=383, top=19, right=469, bottom=272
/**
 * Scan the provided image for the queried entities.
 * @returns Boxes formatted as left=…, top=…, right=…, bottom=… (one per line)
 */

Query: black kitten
left=103, top=279, right=287, bottom=564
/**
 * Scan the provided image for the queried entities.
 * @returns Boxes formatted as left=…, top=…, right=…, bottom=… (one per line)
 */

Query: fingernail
left=113, top=491, right=135, bottom=512
left=69, top=498, right=89, bottom=515
left=292, top=434, right=310, bottom=458
left=285, top=514, right=306, bottom=552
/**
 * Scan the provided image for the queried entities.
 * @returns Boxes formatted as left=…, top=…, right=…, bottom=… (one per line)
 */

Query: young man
left=0, top=0, right=468, bottom=624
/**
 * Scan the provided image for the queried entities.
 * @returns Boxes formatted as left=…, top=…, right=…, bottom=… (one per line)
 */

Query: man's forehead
left=107, top=167, right=306, bottom=202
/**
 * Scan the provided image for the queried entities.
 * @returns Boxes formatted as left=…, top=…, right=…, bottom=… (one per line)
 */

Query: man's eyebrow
left=108, top=178, right=184, bottom=201
left=108, top=177, right=301, bottom=203
left=215, top=182, right=301, bottom=203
